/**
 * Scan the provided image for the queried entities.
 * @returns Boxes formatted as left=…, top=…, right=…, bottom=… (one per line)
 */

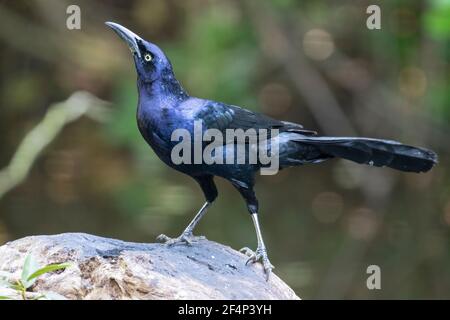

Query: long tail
left=294, top=136, right=438, bottom=173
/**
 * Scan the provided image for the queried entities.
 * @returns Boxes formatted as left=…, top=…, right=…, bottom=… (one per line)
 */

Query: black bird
left=106, top=22, right=438, bottom=279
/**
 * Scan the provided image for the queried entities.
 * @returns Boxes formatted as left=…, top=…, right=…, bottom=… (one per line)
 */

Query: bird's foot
left=156, top=232, right=206, bottom=247
left=240, top=246, right=274, bottom=281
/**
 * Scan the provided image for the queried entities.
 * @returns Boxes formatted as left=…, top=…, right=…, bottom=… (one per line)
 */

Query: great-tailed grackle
left=106, top=22, right=438, bottom=279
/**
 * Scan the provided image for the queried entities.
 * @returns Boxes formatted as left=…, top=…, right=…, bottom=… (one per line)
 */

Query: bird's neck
left=137, top=69, right=188, bottom=101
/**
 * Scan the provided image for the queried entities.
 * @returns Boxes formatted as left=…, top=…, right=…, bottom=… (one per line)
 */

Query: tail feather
left=295, top=136, right=438, bottom=173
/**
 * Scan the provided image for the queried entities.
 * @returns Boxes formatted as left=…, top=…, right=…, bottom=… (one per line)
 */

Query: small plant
left=0, top=254, right=70, bottom=300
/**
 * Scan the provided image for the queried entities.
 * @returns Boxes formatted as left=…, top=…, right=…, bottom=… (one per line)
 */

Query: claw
left=239, top=246, right=274, bottom=281
left=157, top=233, right=206, bottom=247
left=239, top=247, right=253, bottom=256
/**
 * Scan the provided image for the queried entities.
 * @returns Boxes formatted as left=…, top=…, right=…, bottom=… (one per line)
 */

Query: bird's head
left=105, top=22, right=172, bottom=83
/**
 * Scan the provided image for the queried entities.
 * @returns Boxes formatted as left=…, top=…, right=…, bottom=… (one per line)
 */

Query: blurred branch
left=0, top=92, right=110, bottom=200
left=245, top=1, right=356, bottom=136
left=0, top=4, right=60, bottom=61
left=320, top=51, right=450, bottom=151
left=246, top=1, right=450, bottom=149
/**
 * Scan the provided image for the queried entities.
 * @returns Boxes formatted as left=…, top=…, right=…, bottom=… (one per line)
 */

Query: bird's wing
left=194, top=101, right=316, bottom=141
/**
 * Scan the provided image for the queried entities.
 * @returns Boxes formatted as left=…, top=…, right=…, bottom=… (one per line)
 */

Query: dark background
left=0, top=0, right=449, bottom=299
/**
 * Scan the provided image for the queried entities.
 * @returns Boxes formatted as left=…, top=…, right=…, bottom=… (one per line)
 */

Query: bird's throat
left=137, top=70, right=188, bottom=101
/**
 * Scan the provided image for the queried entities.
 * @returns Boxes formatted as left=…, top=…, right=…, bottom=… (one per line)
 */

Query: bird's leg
left=157, top=202, right=210, bottom=246
left=240, top=213, right=274, bottom=281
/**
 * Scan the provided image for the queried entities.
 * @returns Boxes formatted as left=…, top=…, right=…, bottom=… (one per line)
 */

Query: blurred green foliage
left=424, top=0, right=450, bottom=40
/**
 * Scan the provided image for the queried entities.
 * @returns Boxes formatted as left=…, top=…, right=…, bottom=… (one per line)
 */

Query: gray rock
left=0, top=233, right=299, bottom=300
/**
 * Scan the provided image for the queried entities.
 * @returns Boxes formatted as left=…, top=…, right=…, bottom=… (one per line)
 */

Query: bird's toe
left=156, top=234, right=171, bottom=242
left=156, top=233, right=205, bottom=247
left=245, top=254, right=257, bottom=266
left=262, top=258, right=274, bottom=281
left=239, top=247, right=255, bottom=257
left=241, top=246, right=274, bottom=280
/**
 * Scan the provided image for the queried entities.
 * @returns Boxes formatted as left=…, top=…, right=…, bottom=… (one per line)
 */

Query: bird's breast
left=136, top=99, right=188, bottom=159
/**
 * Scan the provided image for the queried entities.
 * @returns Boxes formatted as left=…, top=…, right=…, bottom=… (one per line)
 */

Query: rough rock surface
left=0, top=233, right=299, bottom=300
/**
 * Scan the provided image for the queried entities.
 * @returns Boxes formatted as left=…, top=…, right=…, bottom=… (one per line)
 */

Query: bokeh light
left=398, top=66, right=427, bottom=99
left=302, top=28, right=335, bottom=61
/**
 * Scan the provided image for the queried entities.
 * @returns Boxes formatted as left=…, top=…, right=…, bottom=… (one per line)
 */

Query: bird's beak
left=105, top=21, right=143, bottom=58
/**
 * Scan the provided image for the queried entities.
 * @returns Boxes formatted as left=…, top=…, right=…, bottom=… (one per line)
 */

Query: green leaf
left=21, top=254, right=40, bottom=289
left=0, top=296, right=12, bottom=300
left=26, top=263, right=70, bottom=282
left=9, top=283, right=24, bottom=291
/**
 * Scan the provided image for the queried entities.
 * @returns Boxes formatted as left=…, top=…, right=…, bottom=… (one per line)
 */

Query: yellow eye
left=144, top=53, right=152, bottom=62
